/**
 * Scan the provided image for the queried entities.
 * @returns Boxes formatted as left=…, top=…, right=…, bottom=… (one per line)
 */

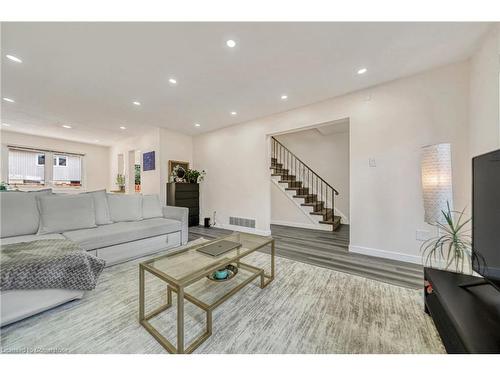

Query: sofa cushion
left=0, top=189, right=52, bottom=238
left=0, top=233, right=65, bottom=245
left=142, top=194, right=163, bottom=219
left=107, top=194, right=143, bottom=222
left=62, top=218, right=181, bottom=251
left=37, top=194, right=97, bottom=234
left=81, top=189, right=113, bottom=225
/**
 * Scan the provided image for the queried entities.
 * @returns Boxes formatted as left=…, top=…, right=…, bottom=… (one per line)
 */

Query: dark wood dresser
left=166, top=182, right=199, bottom=227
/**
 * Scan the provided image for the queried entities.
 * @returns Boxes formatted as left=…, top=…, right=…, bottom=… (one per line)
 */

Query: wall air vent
left=229, top=216, right=256, bottom=229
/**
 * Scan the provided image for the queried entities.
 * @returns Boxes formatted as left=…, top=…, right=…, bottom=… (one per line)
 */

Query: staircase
left=270, top=136, right=341, bottom=231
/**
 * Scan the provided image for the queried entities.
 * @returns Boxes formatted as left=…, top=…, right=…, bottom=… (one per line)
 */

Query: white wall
left=469, top=24, right=500, bottom=158
left=194, top=61, right=470, bottom=263
left=109, top=127, right=193, bottom=204
left=0, top=130, right=110, bottom=191
left=273, top=126, right=350, bottom=222
left=159, top=128, right=193, bottom=205
left=109, top=128, right=161, bottom=196
left=271, top=182, right=315, bottom=227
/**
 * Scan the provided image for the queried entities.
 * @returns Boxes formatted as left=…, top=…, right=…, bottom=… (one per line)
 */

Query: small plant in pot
left=184, top=169, right=206, bottom=183
left=420, top=202, right=476, bottom=274
left=116, top=174, right=126, bottom=192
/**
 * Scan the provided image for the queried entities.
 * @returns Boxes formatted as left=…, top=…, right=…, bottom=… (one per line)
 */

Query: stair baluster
left=270, top=136, right=340, bottom=231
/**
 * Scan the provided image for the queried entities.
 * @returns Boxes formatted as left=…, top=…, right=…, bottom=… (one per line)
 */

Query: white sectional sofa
left=0, top=189, right=188, bottom=326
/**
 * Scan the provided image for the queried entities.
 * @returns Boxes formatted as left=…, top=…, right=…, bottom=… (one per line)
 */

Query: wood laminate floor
left=189, top=224, right=423, bottom=289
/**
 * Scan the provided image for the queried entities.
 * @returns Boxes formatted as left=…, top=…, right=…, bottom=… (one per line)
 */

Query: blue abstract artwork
left=143, top=151, right=155, bottom=171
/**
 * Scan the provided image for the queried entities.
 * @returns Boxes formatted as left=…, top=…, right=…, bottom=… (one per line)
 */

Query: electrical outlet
left=369, top=158, right=376, bottom=167
left=416, top=230, right=431, bottom=241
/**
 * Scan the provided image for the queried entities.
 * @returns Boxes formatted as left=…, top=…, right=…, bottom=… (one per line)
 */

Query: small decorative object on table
left=207, top=264, right=239, bottom=282
left=168, top=160, right=189, bottom=182
left=0, top=181, right=7, bottom=191
left=171, top=165, right=187, bottom=182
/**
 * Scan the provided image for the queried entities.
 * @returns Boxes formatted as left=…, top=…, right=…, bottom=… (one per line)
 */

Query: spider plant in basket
left=420, top=202, right=472, bottom=274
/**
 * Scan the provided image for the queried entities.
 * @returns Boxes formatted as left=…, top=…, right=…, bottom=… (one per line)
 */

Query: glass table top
left=142, top=232, right=273, bottom=284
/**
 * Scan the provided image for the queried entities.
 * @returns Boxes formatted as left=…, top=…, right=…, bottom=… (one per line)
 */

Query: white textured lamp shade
left=421, top=143, right=453, bottom=224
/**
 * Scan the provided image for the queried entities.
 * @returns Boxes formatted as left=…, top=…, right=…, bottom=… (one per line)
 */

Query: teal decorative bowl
left=207, top=264, right=239, bottom=282
left=214, top=269, right=228, bottom=279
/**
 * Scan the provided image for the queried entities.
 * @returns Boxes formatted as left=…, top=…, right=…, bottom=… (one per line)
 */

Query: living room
left=1, top=1, right=500, bottom=373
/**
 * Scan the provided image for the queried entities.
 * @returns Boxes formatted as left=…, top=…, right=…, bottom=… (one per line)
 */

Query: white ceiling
left=1, top=22, right=491, bottom=146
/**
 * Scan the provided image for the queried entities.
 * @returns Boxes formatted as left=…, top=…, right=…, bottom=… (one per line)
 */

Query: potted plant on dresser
left=167, top=164, right=206, bottom=227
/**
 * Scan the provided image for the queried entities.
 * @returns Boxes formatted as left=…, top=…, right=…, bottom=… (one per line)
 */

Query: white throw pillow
left=107, top=194, right=143, bottom=222
left=37, top=194, right=97, bottom=234
left=142, top=194, right=163, bottom=219
left=0, top=189, right=52, bottom=238
left=81, top=189, right=113, bottom=225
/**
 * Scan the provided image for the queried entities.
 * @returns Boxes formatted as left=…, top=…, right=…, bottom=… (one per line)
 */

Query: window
left=7, top=147, right=83, bottom=189
left=53, top=154, right=82, bottom=187
left=8, top=149, right=46, bottom=186
left=54, top=155, right=67, bottom=166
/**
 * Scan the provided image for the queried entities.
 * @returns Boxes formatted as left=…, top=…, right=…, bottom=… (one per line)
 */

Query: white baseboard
left=349, top=245, right=422, bottom=265
left=214, top=223, right=272, bottom=236
left=271, top=220, right=331, bottom=231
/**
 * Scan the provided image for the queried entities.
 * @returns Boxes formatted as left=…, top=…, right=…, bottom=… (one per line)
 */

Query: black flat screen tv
left=472, top=149, right=500, bottom=290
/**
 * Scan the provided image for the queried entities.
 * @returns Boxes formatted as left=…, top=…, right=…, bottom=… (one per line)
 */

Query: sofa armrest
left=162, top=206, right=189, bottom=245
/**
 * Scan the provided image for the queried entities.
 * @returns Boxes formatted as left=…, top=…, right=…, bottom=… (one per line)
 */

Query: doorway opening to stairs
left=269, top=119, right=350, bottom=233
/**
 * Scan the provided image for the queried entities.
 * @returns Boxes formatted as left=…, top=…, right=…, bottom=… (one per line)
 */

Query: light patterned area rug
left=0, top=239, right=445, bottom=354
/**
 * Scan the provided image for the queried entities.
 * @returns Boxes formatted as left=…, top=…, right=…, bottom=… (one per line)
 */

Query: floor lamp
left=421, top=143, right=453, bottom=228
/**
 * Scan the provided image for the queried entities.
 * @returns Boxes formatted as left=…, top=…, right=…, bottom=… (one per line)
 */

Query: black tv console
left=424, top=268, right=500, bottom=353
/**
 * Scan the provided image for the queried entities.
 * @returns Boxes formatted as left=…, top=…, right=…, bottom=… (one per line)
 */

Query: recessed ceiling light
left=281, top=95, right=288, bottom=100
left=194, top=123, right=201, bottom=128
left=357, top=68, right=367, bottom=75
left=133, top=101, right=141, bottom=106
left=1, top=123, right=11, bottom=127
left=6, top=54, right=22, bottom=63
left=230, top=111, right=237, bottom=116
left=3, top=97, right=15, bottom=103
left=62, top=125, right=72, bottom=129
left=168, top=78, right=177, bottom=85
left=94, top=139, right=100, bottom=143
left=226, top=39, right=236, bottom=48
left=120, top=126, right=127, bottom=130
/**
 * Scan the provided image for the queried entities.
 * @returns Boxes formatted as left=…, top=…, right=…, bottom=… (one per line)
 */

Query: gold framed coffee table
left=139, top=232, right=275, bottom=354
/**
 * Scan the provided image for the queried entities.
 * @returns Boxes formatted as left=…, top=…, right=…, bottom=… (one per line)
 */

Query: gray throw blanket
left=1, top=239, right=105, bottom=291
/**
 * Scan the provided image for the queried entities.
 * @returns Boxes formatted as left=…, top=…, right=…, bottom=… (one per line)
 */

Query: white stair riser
left=271, top=176, right=330, bottom=231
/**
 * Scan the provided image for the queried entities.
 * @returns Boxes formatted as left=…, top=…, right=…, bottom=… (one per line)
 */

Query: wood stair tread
left=319, top=216, right=341, bottom=229
left=310, top=208, right=333, bottom=216
left=270, top=152, right=340, bottom=230
left=301, top=201, right=324, bottom=206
